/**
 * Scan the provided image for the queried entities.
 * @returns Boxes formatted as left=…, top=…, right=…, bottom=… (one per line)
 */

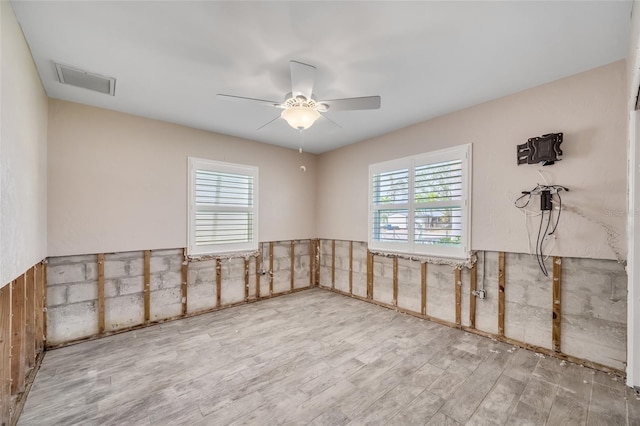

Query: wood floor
left=19, top=289, right=640, bottom=425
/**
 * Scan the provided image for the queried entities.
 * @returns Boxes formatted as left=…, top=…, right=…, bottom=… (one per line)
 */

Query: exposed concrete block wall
left=47, top=254, right=99, bottom=343
left=318, top=239, right=627, bottom=372
left=319, top=240, right=367, bottom=297
left=562, top=257, right=626, bottom=369
left=46, top=241, right=313, bottom=347
left=502, top=252, right=552, bottom=350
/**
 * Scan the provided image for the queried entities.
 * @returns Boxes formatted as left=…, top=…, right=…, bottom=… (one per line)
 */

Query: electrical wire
left=515, top=184, right=567, bottom=276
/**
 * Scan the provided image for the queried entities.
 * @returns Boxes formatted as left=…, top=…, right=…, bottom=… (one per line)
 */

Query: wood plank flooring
left=18, top=289, right=640, bottom=425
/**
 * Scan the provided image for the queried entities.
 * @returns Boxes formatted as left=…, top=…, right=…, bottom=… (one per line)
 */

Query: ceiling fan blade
left=217, top=94, right=284, bottom=108
left=319, top=96, right=381, bottom=111
left=256, top=115, right=281, bottom=131
left=319, top=113, right=343, bottom=129
left=290, top=61, right=316, bottom=100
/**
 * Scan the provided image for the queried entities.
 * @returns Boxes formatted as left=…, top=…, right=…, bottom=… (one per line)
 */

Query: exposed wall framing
left=552, top=256, right=562, bottom=352
left=469, top=263, right=477, bottom=329
left=0, top=260, right=46, bottom=426
left=314, top=240, right=626, bottom=376
left=455, top=268, right=462, bottom=326
left=181, top=251, right=188, bottom=315
left=40, top=238, right=628, bottom=398
left=421, top=262, right=427, bottom=316
left=44, top=241, right=316, bottom=350
left=290, top=240, right=295, bottom=291
left=97, top=254, right=105, bottom=334
left=143, top=250, right=151, bottom=323
left=498, top=251, right=505, bottom=336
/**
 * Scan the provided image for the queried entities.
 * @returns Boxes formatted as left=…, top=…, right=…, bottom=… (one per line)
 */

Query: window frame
left=187, top=157, right=259, bottom=256
left=368, top=144, right=472, bottom=259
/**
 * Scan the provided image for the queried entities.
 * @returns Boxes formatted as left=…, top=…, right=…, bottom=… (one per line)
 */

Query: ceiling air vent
left=54, top=63, right=116, bottom=96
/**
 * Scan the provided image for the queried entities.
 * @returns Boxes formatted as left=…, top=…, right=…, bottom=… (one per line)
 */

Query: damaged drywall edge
left=187, top=250, right=259, bottom=262
left=368, top=249, right=478, bottom=269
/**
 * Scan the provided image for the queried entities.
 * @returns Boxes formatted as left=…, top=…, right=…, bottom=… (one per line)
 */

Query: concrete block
left=275, top=257, right=291, bottom=272
left=504, top=301, right=551, bottom=350
left=85, top=261, right=98, bottom=281
left=186, top=268, right=197, bottom=286
left=426, top=263, right=456, bottom=324
left=160, top=271, right=182, bottom=289
left=221, top=278, right=245, bottom=305
left=195, top=268, right=215, bottom=286
left=352, top=272, right=367, bottom=298
left=372, top=257, right=394, bottom=306
left=150, top=288, right=182, bottom=321
left=119, top=276, right=143, bottom=296
left=352, top=259, right=365, bottom=274
left=168, top=256, right=185, bottom=272
left=221, top=259, right=245, bottom=278
left=105, top=294, right=143, bottom=332
left=247, top=273, right=258, bottom=298
left=259, top=276, right=270, bottom=297
left=335, top=241, right=350, bottom=258
left=334, top=269, right=350, bottom=293
left=67, top=282, right=98, bottom=304
left=319, top=266, right=332, bottom=287
left=186, top=283, right=216, bottom=313
left=475, top=252, right=499, bottom=335
left=272, top=243, right=290, bottom=259
left=150, top=274, right=162, bottom=291
left=104, top=260, right=126, bottom=279
left=562, top=314, right=626, bottom=371
left=47, top=264, right=86, bottom=285
left=352, top=242, right=368, bottom=260
left=320, top=240, right=332, bottom=256
left=272, top=270, right=290, bottom=294
left=150, top=256, right=169, bottom=273
left=128, top=258, right=144, bottom=276
left=397, top=258, right=421, bottom=313
left=46, top=285, right=68, bottom=306
left=46, top=301, right=98, bottom=346
left=294, top=242, right=309, bottom=256
left=188, top=259, right=215, bottom=271
left=104, top=279, right=119, bottom=298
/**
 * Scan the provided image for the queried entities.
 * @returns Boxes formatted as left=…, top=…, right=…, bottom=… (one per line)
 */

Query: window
left=188, top=158, right=258, bottom=256
left=369, top=144, right=471, bottom=259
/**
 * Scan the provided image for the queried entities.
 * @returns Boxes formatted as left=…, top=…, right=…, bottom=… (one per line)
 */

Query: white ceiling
left=11, top=1, right=632, bottom=154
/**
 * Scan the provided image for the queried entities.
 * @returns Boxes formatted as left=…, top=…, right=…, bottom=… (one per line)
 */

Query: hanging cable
left=515, top=184, right=568, bottom=275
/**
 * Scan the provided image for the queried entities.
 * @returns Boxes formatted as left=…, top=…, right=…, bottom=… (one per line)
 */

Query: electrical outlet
left=472, top=289, right=486, bottom=299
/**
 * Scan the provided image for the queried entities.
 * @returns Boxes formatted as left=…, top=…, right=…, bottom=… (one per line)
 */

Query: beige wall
left=47, top=100, right=316, bottom=257
left=0, top=2, right=48, bottom=287
left=317, top=61, right=627, bottom=260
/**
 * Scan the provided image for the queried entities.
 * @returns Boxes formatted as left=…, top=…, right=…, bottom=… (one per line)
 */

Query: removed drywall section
left=318, top=239, right=627, bottom=372
left=503, top=252, right=552, bottom=350
left=47, top=99, right=317, bottom=257
left=0, top=262, right=46, bottom=426
left=46, top=241, right=314, bottom=347
left=561, top=257, right=626, bottom=370
left=315, top=61, right=626, bottom=260
left=0, top=1, right=48, bottom=287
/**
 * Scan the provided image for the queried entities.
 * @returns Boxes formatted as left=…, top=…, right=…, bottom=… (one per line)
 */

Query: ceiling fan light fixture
left=281, top=106, right=321, bottom=130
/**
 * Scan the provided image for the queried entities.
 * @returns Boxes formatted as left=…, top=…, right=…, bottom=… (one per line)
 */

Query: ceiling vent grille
left=54, top=63, right=116, bottom=96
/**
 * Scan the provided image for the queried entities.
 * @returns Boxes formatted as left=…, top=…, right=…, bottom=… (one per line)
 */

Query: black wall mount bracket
left=517, top=132, right=563, bottom=166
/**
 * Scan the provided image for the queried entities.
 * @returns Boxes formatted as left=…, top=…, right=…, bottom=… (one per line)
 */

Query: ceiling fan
left=217, top=61, right=381, bottom=131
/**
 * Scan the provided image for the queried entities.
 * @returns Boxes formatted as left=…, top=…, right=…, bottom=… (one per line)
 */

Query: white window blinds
left=369, top=144, right=471, bottom=259
left=188, top=158, right=258, bottom=255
